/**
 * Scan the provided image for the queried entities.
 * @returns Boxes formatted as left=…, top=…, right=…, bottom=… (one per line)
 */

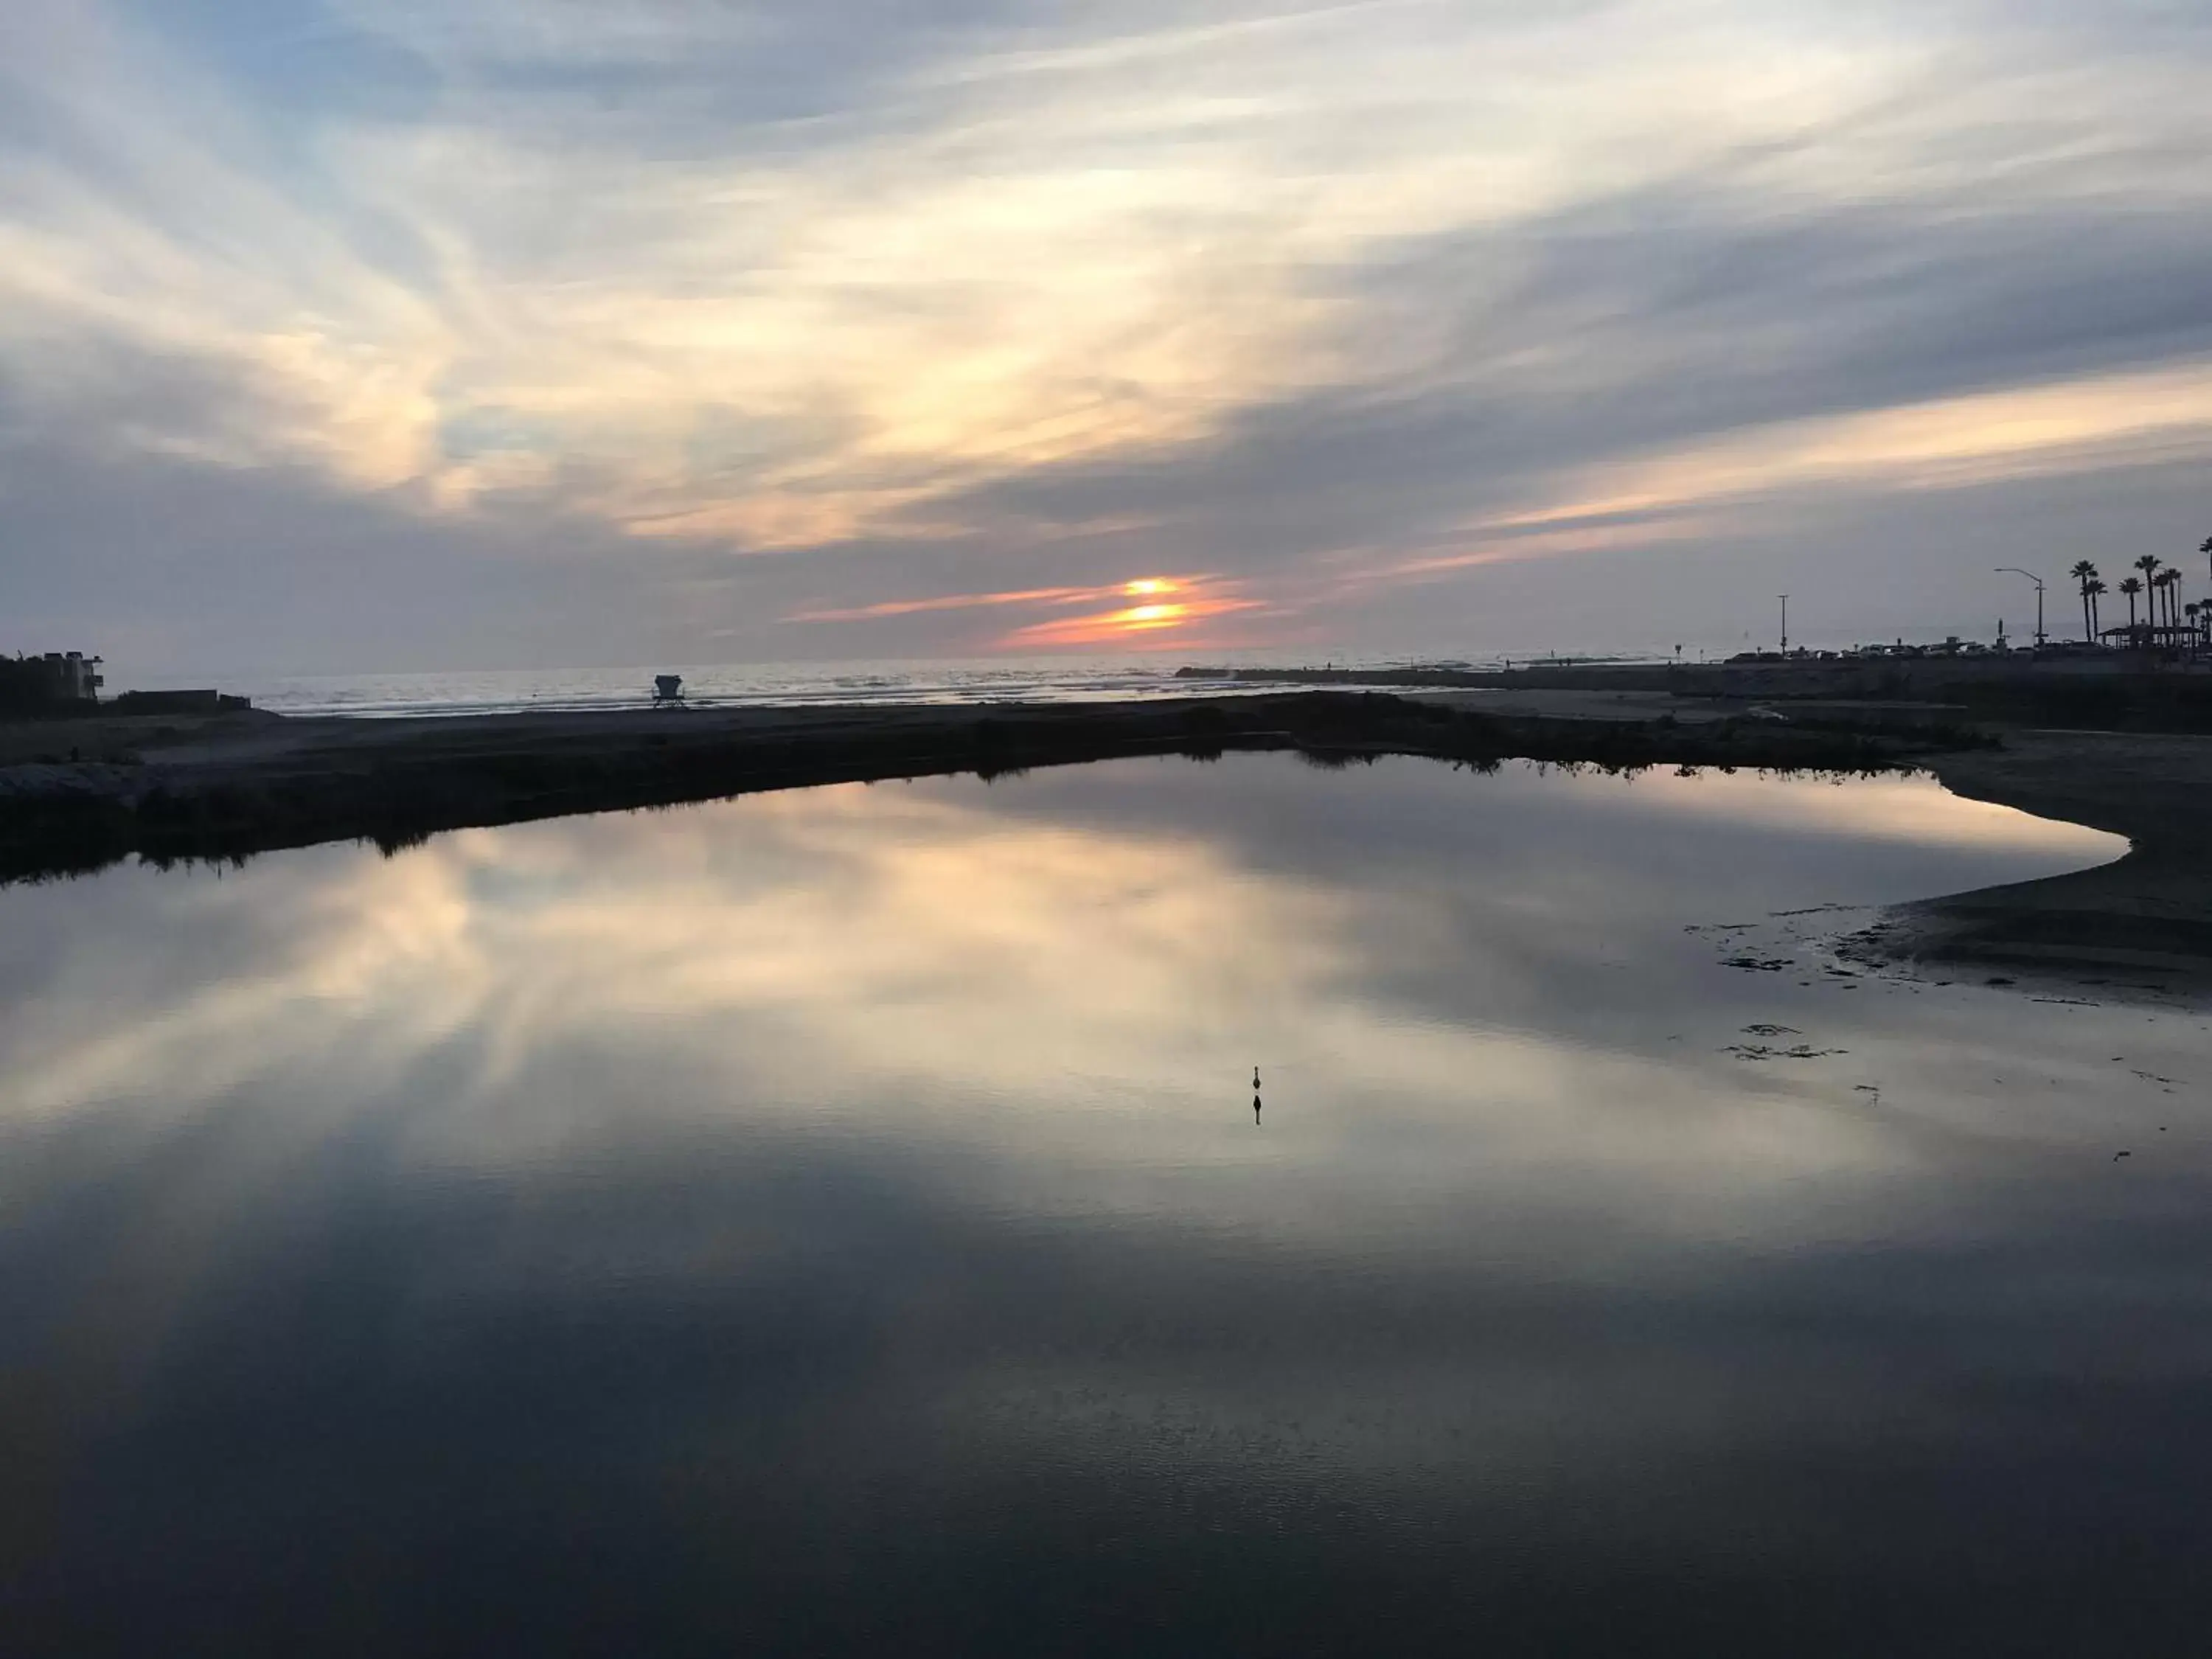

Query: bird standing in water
left=1253, top=1065, right=1262, bottom=1125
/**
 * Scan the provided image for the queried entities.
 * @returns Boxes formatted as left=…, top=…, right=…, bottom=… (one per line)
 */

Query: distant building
left=0, top=651, right=103, bottom=712
left=2100, top=623, right=2202, bottom=653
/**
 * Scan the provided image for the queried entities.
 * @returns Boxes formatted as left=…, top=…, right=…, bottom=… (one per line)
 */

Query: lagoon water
left=5, top=754, right=2208, bottom=1655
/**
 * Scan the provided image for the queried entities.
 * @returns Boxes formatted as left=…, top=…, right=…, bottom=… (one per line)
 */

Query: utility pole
left=1994, top=568, right=2046, bottom=647
left=1778, top=594, right=1789, bottom=653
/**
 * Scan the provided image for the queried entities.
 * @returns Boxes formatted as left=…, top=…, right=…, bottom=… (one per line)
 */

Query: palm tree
left=2087, top=577, right=2107, bottom=639
left=2070, top=559, right=2100, bottom=641
left=2120, top=576, right=2144, bottom=635
left=2135, top=554, right=2163, bottom=621
left=2156, top=566, right=2182, bottom=631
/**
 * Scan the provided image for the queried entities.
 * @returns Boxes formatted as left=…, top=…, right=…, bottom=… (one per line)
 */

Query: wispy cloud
left=997, top=593, right=1269, bottom=650
left=792, top=573, right=1263, bottom=650
left=4, top=0, right=2211, bottom=667
left=789, top=584, right=1110, bottom=623
left=1497, top=358, right=2212, bottom=530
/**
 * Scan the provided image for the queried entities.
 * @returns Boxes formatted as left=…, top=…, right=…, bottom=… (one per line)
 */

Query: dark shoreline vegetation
left=0, top=691, right=1985, bottom=886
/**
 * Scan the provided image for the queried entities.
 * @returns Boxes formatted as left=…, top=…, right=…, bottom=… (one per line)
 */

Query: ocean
left=220, top=652, right=1533, bottom=719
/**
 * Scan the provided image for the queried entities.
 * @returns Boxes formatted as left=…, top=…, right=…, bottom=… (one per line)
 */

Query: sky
left=3, top=0, right=2210, bottom=678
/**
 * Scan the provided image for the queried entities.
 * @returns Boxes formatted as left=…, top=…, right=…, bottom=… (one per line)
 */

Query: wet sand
left=1850, top=731, right=2212, bottom=993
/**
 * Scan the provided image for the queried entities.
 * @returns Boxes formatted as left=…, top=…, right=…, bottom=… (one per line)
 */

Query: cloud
left=787, top=574, right=1263, bottom=650
left=992, top=590, right=1268, bottom=650
left=4, top=0, right=2211, bottom=669
left=789, top=584, right=1110, bottom=624
left=1500, top=357, right=2212, bottom=530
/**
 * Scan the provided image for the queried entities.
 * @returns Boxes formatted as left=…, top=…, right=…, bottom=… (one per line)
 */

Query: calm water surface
left=6, top=755, right=2208, bottom=1655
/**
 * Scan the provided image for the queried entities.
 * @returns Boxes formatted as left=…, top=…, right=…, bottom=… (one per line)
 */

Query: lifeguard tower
left=652, top=673, right=685, bottom=706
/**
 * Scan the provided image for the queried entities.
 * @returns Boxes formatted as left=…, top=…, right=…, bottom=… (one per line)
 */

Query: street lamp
left=1778, top=594, right=1789, bottom=653
left=1994, top=568, right=2045, bottom=647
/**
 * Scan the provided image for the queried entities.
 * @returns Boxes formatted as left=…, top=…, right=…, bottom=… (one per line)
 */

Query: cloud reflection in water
left=11, top=755, right=2209, bottom=1656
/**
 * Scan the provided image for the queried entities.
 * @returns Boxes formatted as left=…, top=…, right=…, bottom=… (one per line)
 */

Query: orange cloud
left=789, top=574, right=1225, bottom=633
left=997, top=594, right=1265, bottom=650
left=794, top=570, right=1262, bottom=650
left=788, top=585, right=1105, bottom=623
